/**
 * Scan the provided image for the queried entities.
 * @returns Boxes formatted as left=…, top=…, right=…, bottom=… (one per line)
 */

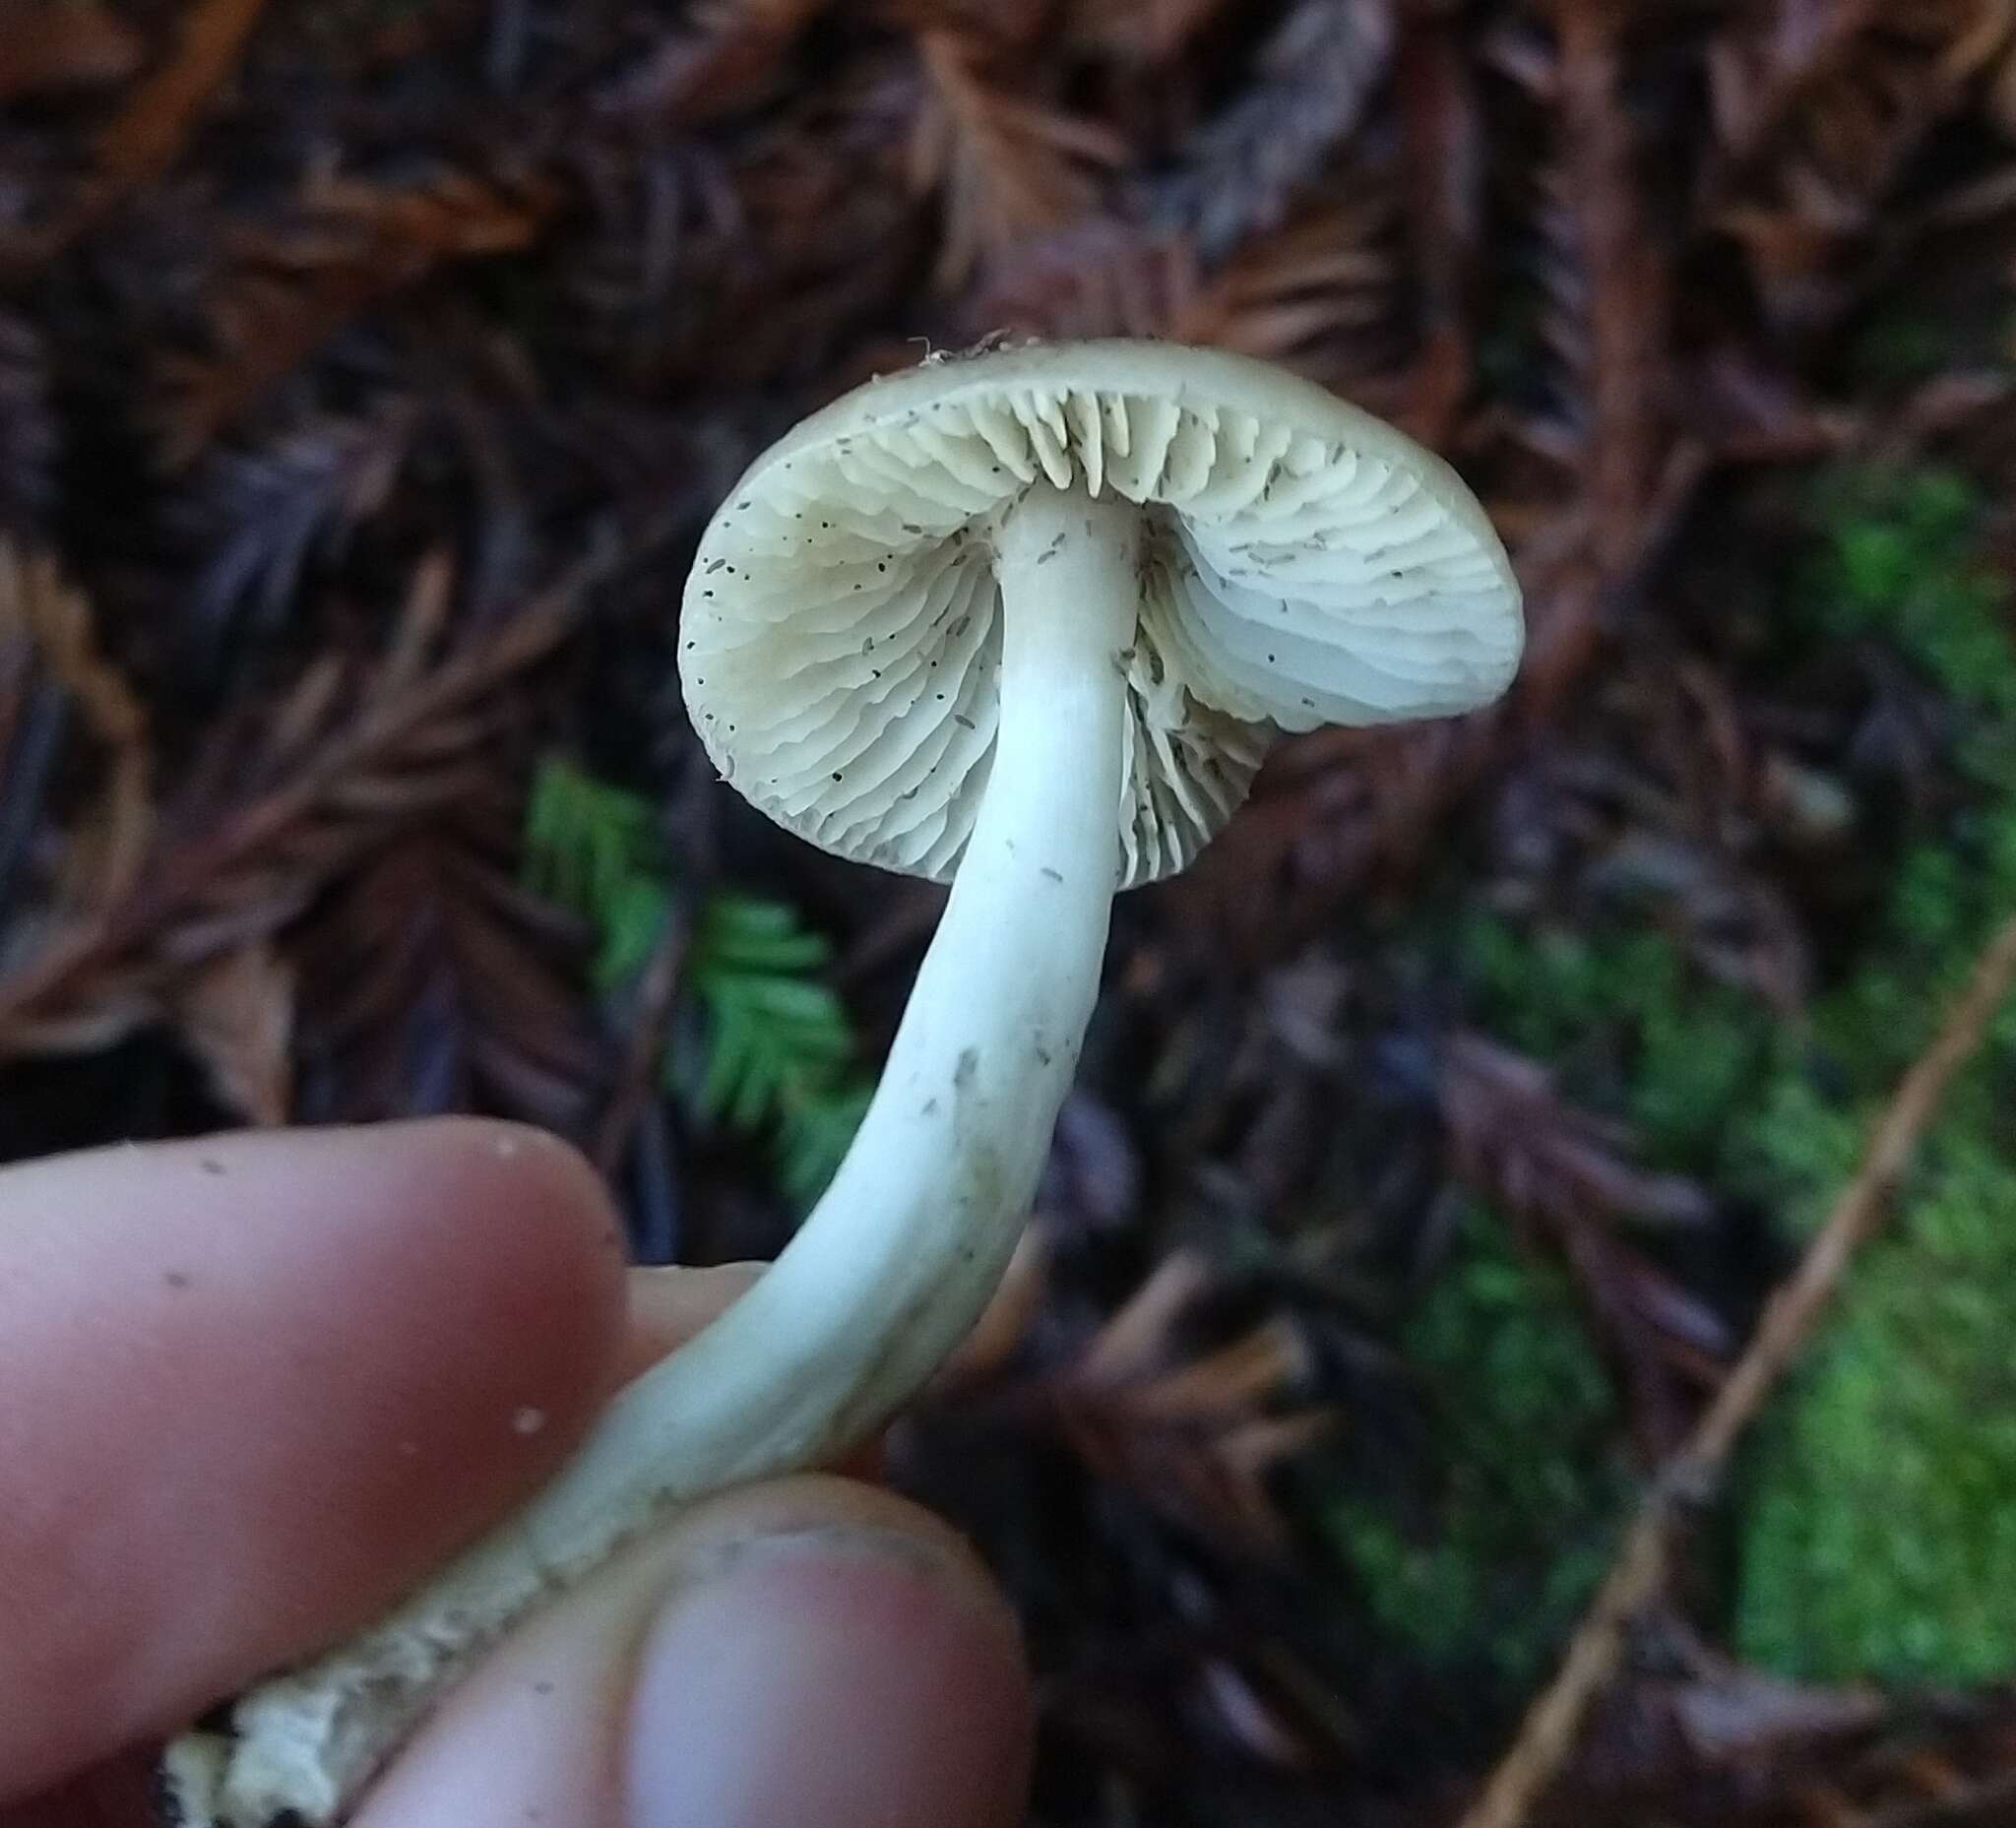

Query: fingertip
left=357, top=1477, right=1033, bottom=1828
left=625, top=1497, right=1034, bottom=1828
left=385, top=1117, right=631, bottom=1397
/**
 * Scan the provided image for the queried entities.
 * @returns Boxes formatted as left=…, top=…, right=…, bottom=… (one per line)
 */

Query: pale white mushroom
left=161, top=339, right=1521, bottom=1828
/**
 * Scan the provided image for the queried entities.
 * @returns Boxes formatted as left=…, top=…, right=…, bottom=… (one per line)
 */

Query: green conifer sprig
left=524, top=757, right=872, bottom=1202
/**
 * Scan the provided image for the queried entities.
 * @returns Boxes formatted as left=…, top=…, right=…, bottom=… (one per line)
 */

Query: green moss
left=1735, top=1110, right=2016, bottom=1683
left=1734, top=468, right=2016, bottom=1673
left=1730, top=860, right=2016, bottom=1684
left=1808, top=466, right=2016, bottom=725
left=1441, top=462, right=2016, bottom=1686
left=1846, top=312, right=1955, bottom=387
left=1458, top=915, right=1773, bottom=1163
left=1455, top=888, right=2016, bottom=1688
left=1324, top=1201, right=1627, bottom=1684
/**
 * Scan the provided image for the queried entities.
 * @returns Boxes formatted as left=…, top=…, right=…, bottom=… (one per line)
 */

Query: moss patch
left=1735, top=1108, right=2016, bottom=1682
left=1432, top=464, right=2016, bottom=1686
left=1730, top=467, right=2016, bottom=1681
left=1324, top=1200, right=1628, bottom=1685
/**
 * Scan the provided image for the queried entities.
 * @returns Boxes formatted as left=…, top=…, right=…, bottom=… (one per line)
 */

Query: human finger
left=0, top=1120, right=627, bottom=1797
left=353, top=1475, right=1033, bottom=1828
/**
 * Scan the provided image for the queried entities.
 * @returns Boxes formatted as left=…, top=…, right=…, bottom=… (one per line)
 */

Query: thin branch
left=1454, top=907, right=2016, bottom=1828
left=591, top=902, right=691, bottom=1175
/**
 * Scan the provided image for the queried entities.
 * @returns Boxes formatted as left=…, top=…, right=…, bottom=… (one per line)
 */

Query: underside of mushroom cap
left=680, top=339, right=1522, bottom=889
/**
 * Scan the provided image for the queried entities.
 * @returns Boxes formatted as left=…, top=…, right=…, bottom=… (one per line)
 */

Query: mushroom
left=162, top=338, right=1521, bottom=1828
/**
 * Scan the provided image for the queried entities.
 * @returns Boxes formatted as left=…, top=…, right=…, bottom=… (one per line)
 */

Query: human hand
left=0, top=1120, right=1033, bottom=1828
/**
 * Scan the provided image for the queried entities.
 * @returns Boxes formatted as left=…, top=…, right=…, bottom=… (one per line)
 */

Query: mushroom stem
left=164, top=481, right=1143, bottom=1828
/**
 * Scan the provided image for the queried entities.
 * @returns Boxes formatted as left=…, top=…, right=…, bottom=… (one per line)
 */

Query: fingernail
left=625, top=1527, right=1032, bottom=1828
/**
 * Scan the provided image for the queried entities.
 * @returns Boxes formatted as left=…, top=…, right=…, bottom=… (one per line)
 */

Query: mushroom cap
left=680, top=339, right=1521, bottom=888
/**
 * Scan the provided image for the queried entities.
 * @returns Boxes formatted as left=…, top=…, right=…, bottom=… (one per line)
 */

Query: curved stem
left=169, top=482, right=1143, bottom=1827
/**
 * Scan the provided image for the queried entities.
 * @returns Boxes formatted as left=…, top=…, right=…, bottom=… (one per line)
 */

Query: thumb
left=351, top=1475, right=1034, bottom=1828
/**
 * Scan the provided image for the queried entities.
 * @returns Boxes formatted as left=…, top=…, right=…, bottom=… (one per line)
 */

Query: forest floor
left=5, top=2, right=2016, bottom=1823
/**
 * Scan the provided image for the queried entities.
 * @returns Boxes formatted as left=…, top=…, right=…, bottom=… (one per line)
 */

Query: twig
left=1454, top=908, right=2016, bottom=1828
left=590, top=902, right=691, bottom=1175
